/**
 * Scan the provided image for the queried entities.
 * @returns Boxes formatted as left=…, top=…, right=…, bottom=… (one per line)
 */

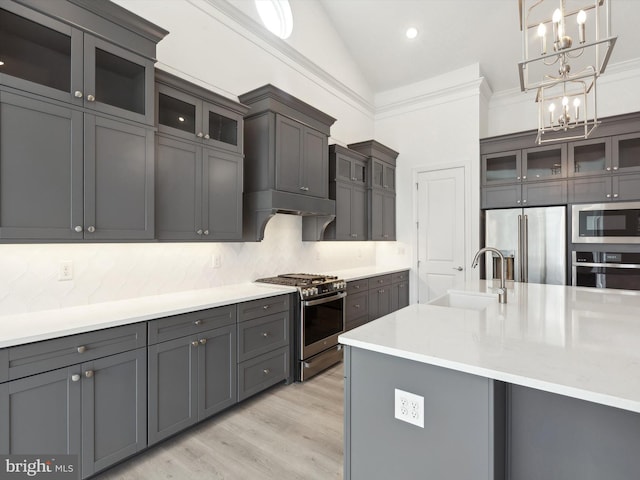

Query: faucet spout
left=471, top=247, right=508, bottom=304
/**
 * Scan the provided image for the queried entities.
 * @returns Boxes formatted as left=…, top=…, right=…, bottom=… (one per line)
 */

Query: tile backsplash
left=0, top=215, right=378, bottom=314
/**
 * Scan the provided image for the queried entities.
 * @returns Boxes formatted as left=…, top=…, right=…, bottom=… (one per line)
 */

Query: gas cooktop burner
left=255, top=273, right=345, bottom=298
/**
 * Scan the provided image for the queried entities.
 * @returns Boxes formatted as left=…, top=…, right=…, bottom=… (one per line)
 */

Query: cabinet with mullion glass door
left=156, top=71, right=245, bottom=154
left=155, top=71, right=249, bottom=241
left=0, top=2, right=162, bottom=126
left=324, top=145, right=368, bottom=241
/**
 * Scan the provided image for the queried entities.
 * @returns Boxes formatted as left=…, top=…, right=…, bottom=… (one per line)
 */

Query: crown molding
left=193, top=0, right=374, bottom=116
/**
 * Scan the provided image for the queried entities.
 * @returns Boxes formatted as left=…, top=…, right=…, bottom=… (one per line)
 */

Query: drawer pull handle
left=263, top=368, right=271, bottom=375
left=194, top=320, right=203, bottom=325
left=354, top=285, right=360, bottom=289
left=77, top=346, right=87, bottom=354
left=354, top=304, right=360, bottom=308
left=199, top=338, right=207, bottom=345
left=192, top=341, right=199, bottom=347
left=71, top=374, right=81, bottom=382
left=263, top=305, right=270, bottom=310
left=84, top=370, right=94, bottom=378
left=262, top=332, right=270, bottom=337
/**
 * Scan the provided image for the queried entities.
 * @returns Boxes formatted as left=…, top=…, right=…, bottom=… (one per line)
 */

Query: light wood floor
left=95, top=363, right=344, bottom=480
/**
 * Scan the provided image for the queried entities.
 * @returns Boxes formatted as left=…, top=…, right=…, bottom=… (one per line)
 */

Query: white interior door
left=417, top=167, right=465, bottom=303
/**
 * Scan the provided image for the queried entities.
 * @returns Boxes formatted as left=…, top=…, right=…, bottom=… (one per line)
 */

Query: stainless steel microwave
left=572, top=202, right=640, bottom=243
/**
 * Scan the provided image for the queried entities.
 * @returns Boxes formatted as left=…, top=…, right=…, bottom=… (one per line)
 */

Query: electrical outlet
left=212, top=254, right=222, bottom=269
left=58, top=261, right=73, bottom=281
left=394, top=388, right=424, bottom=428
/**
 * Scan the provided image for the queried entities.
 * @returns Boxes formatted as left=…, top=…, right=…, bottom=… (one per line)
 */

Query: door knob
left=453, top=266, right=463, bottom=271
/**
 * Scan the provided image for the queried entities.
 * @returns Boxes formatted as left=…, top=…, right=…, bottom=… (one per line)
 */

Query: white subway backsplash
left=0, top=215, right=376, bottom=314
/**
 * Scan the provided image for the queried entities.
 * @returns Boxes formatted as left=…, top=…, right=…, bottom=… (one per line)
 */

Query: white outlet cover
left=394, top=388, right=424, bottom=428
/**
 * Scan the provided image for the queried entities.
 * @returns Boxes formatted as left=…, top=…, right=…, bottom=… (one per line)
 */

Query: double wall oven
left=256, top=273, right=346, bottom=381
left=571, top=202, right=640, bottom=291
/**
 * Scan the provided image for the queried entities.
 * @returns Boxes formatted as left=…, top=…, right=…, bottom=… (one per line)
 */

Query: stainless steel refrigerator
left=484, top=206, right=566, bottom=285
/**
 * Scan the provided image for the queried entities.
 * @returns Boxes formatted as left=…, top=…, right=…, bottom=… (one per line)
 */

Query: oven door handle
left=574, top=262, right=640, bottom=269
left=303, top=291, right=347, bottom=307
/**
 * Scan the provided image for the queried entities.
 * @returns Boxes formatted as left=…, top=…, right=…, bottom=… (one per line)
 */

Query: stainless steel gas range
left=256, top=273, right=347, bottom=381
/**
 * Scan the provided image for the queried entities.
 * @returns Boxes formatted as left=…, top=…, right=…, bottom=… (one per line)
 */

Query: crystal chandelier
left=518, top=0, right=617, bottom=144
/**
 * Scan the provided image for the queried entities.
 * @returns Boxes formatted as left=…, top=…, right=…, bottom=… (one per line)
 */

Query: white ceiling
left=318, top=0, right=640, bottom=94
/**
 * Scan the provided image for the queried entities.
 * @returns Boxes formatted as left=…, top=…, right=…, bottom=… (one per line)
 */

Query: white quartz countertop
left=329, top=266, right=410, bottom=281
left=339, top=280, right=640, bottom=413
left=0, top=283, right=296, bottom=349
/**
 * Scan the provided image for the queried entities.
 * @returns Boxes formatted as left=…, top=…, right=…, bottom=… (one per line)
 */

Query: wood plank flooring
left=95, top=363, right=344, bottom=480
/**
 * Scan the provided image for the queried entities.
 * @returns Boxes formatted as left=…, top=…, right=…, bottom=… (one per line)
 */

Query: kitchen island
left=339, top=280, right=640, bottom=480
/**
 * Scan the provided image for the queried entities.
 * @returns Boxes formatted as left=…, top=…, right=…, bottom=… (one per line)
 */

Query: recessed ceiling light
left=406, top=27, right=418, bottom=39
left=255, top=0, right=293, bottom=39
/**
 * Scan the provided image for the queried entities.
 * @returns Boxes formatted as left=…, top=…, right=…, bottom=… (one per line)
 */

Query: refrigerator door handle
left=523, top=214, right=529, bottom=283
left=517, top=215, right=523, bottom=282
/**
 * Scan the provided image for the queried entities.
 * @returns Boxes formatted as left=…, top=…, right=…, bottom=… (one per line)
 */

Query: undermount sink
left=428, top=291, right=497, bottom=311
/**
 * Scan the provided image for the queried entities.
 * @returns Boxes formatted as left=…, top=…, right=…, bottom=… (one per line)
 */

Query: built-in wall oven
left=572, top=202, right=640, bottom=243
left=572, top=251, right=640, bottom=291
left=255, top=273, right=346, bottom=381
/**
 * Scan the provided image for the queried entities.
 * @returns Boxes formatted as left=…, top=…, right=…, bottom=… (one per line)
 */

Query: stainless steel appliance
left=572, top=251, right=640, bottom=290
left=572, top=202, right=640, bottom=244
left=255, top=273, right=346, bottom=381
left=484, top=206, right=566, bottom=284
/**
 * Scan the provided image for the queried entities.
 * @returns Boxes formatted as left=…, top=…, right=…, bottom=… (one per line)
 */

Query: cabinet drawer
left=8, top=323, right=146, bottom=380
left=238, top=295, right=290, bottom=323
left=369, top=274, right=392, bottom=289
left=0, top=349, right=7, bottom=383
left=347, top=278, right=369, bottom=294
left=238, top=347, right=289, bottom=401
left=238, top=312, right=289, bottom=362
left=392, top=271, right=409, bottom=283
left=148, top=305, right=236, bottom=345
left=346, top=290, right=369, bottom=323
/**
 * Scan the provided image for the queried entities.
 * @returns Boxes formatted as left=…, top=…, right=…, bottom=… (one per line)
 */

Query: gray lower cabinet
left=344, top=346, right=501, bottom=480
left=0, top=324, right=147, bottom=479
left=0, top=89, right=154, bottom=241
left=368, top=274, right=393, bottom=321
left=147, top=323, right=237, bottom=445
left=237, top=295, right=290, bottom=401
left=155, top=134, right=243, bottom=241
left=390, top=271, right=410, bottom=311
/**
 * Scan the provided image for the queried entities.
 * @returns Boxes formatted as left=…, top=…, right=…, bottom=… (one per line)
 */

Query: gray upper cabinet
left=155, top=71, right=248, bottom=241
left=239, top=84, right=337, bottom=241
left=0, top=1, right=166, bottom=126
left=324, top=145, right=368, bottom=241
left=348, top=140, right=399, bottom=241
left=0, top=1, right=166, bottom=242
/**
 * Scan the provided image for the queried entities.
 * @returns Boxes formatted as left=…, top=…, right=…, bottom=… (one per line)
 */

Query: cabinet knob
left=194, top=320, right=203, bottom=326
left=383, top=235, right=389, bottom=239
left=192, top=341, right=199, bottom=347
left=379, top=289, right=385, bottom=294
left=199, top=338, right=207, bottom=345
left=522, top=176, right=527, bottom=180
left=196, top=229, right=203, bottom=235
left=197, top=132, right=204, bottom=138
left=351, top=233, right=357, bottom=238
left=516, top=200, right=521, bottom=204
left=516, top=176, right=521, bottom=180
left=204, top=230, right=209, bottom=236
left=614, top=193, right=619, bottom=198
left=77, top=346, right=87, bottom=354
left=74, top=225, right=83, bottom=233
left=354, top=285, right=359, bottom=289
left=74, top=91, right=83, bottom=98
left=263, top=368, right=271, bottom=375
left=86, top=94, right=95, bottom=102
left=84, top=370, right=94, bottom=378
left=613, top=166, right=619, bottom=171
left=263, top=305, right=270, bottom=310
left=87, top=226, right=95, bottom=233
left=606, top=167, right=611, bottom=171
left=606, top=194, right=612, bottom=198
left=522, top=199, right=527, bottom=204
left=354, top=304, right=360, bottom=309
left=204, top=134, right=210, bottom=139
left=71, top=374, right=81, bottom=382
left=262, top=332, right=270, bottom=338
